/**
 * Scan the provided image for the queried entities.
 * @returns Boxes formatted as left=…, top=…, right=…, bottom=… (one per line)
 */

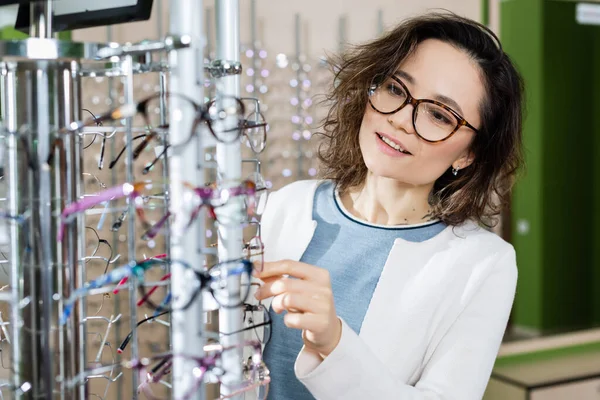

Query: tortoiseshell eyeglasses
left=368, top=75, right=479, bottom=143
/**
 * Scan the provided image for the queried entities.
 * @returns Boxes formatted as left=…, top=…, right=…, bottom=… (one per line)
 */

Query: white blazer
left=254, top=180, right=517, bottom=400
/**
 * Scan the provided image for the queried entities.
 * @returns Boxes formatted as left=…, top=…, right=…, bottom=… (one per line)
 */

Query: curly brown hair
left=316, top=12, right=525, bottom=228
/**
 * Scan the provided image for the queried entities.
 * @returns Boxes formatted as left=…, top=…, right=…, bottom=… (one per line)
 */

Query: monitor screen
left=0, top=1, right=30, bottom=5
left=14, top=0, right=153, bottom=32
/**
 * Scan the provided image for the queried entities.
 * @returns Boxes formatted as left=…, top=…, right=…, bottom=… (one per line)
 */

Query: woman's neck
left=339, top=174, right=435, bottom=226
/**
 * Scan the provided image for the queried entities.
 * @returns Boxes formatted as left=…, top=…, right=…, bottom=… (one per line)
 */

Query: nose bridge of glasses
left=385, top=96, right=418, bottom=132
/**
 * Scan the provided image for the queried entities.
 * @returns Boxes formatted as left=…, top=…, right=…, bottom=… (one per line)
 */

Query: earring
left=451, top=166, right=460, bottom=176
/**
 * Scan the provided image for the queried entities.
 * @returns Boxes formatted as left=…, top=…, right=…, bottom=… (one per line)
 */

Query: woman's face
left=358, top=39, right=484, bottom=187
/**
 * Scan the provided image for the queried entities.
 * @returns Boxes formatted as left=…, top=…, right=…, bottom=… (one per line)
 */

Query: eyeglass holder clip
left=205, top=59, right=242, bottom=78
left=95, top=34, right=193, bottom=60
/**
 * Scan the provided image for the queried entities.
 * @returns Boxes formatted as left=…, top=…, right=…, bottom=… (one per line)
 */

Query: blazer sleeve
left=294, top=249, right=518, bottom=400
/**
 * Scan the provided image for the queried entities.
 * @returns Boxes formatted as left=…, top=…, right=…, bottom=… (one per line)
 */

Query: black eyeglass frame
left=137, top=258, right=255, bottom=313
left=109, top=92, right=264, bottom=171
left=108, top=92, right=246, bottom=170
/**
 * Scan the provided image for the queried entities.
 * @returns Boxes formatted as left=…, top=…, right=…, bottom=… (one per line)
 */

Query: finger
left=271, top=292, right=330, bottom=315
left=256, top=260, right=330, bottom=285
left=254, top=277, right=329, bottom=301
left=256, top=275, right=280, bottom=284
left=283, top=312, right=327, bottom=333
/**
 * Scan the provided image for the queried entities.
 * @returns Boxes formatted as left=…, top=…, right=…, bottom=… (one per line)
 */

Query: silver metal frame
left=0, top=41, right=86, bottom=400
left=0, top=1, right=254, bottom=398
left=122, top=53, right=139, bottom=399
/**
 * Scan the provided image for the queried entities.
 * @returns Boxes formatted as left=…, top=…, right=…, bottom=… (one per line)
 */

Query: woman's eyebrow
left=394, top=69, right=465, bottom=116
left=435, top=94, right=464, bottom=116
left=394, top=69, right=415, bottom=84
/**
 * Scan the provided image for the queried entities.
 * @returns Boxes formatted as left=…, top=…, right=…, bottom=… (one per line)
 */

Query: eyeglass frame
left=133, top=340, right=268, bottom=400
left=58, top=181, right=152, bottom=242
left=139, top=97, right=269, bottom=175
left=220, top=299, right=272, bottom=346
left=137, top=258, right=256, bottom=313
left=60, top=256, right=171, bottom=325
left=117, top=311, right=171, bottom=354
left=368, top=75, right=479, bottom=143
left=68, top=340, right=266, bottom=392
left=140, top=179, right=259, bottom=240
left=109, top=92, right=249, bottom=171
left=238, top=97, right=269, bottom=154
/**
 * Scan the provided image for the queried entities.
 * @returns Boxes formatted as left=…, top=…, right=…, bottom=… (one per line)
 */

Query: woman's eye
left=431, top=111, right=452, bottom=125
left=386, top=84, right=406, bottom=97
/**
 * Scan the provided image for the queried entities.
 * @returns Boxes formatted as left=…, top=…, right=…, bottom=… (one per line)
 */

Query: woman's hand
left=254, top=260, right=342, bottom=358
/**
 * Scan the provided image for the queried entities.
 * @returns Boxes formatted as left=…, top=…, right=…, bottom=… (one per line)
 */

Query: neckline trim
left=332, top=184, right=444, bottom=230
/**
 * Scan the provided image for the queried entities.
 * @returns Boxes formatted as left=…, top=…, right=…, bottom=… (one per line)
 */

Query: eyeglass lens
left=369, top=76, right=459, bottom=141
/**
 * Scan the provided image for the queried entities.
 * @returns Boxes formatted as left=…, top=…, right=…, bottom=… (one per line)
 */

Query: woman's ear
left=453, top=151, right=475, bottom=170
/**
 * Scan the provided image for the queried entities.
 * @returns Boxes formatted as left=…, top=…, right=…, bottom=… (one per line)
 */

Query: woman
left=254, top=11, right=524, bottom=400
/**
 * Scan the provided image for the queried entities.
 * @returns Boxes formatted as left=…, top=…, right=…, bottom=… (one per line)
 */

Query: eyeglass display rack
left=0, top=0, right=253, bottom=399
left=238, top=10, right=329, bottom=192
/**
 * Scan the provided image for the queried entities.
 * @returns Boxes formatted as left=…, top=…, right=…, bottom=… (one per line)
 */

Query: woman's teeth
left=378, top=134, right=410, bottom=154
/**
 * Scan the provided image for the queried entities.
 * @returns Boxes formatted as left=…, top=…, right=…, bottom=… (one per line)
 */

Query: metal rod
left=156, top=0, right=171, bottom=344
left=338, top=15, right=346, bottom=53
left=122, top=54, right=139, bottom=400
left=36, top=70, right=53, bottom=400
left=1, top=57, right=83, bottom=399
left=295, top=13, right=304, bottom=180
left=206, top=8, right=214, bottom=60
left=93, top=315, right=117, bottom=364
left=157, top=0, right=164, bottom=40
left=377, top=9, right=384, bottom=35
left=105, top=23, right=124, bottom=400
left=0, top=313, right=10, bottom=344
left=250, top=0, right=257, bottom=92
left=72, top=61, right=87, bottom=400
left=158, top=67, right=172, bottom=357
left=168, top=1, right=205, bottom=399
left=29, top=0, right=52, bottom=39
left=1, top=61, right=23, bottom=400
left=215, top=0, right=244, bottom=398
left=25, top=22, right=58, bottom=397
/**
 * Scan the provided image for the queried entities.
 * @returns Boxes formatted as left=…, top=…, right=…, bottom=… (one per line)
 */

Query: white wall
left=72, top=0, right=481, bottom=57
left=239, top=0, right=480, bottom=57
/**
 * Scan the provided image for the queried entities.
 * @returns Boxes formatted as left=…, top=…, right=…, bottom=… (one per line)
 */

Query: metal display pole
left=338, top=15, right=347, bottom=53
left=377, top=9, right=384, bottom=35
left=206, top=8, right=214, bottom=60
left=168, top=1, right=206, bottom=400
left=29, top=0, right=52, bottom=39
left=215, top=0, right=244, bottom=398
left=294, top=13, right=304, bottom=180
left=121, top=54, right=140, bottom=400
left=0, top=1, right=216, bottom=398
left=250, top=0, right=258, bottom=92
left=0, top=31, right=102, bottom=400
left=105, top=23, right=124, bottom=400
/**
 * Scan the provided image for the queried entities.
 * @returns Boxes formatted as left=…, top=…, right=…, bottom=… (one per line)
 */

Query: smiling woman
left=253, top=11, right=525, bottom=400
left=320, top=14, right=524, bottom=227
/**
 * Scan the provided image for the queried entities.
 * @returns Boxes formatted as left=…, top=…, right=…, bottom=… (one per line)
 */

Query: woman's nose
left=386, top=102, right=416, bottom=135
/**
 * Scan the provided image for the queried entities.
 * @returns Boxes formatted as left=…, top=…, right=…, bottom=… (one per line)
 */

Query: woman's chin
left=363, top=165, right=432, bottom=187
left=365, top=166, right=408, bottom=182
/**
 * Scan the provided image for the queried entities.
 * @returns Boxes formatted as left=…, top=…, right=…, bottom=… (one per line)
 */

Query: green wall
left=592, top=30, right=600, bottom=326
left=502, top=0, right=545, bottom=331
left=542, top=1, right=595, bottom=331
left=502, top=0, right=600, bottom=332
